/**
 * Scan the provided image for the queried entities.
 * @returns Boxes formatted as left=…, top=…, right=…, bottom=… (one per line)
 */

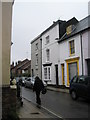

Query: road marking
left=41, top=106, right=63, bottom=119
left=23, top=97, right=63, bottom=119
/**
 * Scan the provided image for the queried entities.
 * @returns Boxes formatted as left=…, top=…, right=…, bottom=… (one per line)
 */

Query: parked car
left=19, top=77, right=27, bottom=86
left=24, top=77, right=47, bottom=88
left=24, top=77, right=35, bottom=88
left=69, top=75, right=90, bottom=100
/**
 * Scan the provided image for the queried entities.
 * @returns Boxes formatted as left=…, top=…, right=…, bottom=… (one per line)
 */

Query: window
left=48, top=67, right=50, bottom=79
left=22, top=70, right=25, bottom=74
left=72, top=76, right=77, bottom=83
left=36, top=54, right=38, bottom=65
left=44, top=67, right=51, bottom=80
left=46, top=36, right=49, bottom=44
left=77, top=77, right=86, bottom=84
left=69, top=40, right=75, bottom=55
left=46, top=49, right=50, bottom=62
left=36, top=43, right=38, bottom=50
left=44, top=68, right=47, bottom=79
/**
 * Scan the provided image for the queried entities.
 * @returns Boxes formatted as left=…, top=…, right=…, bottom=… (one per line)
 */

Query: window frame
left=46, top=49, right=50, bottom=62
left=36, top=54, right=38, bottom=66
left=44, top=67, right=51, bottom=80
left=46, top=35, right=50, bottom=44
left=35, top=43, right=38, bottom=51
left=69, top=40, right=75, bottom=56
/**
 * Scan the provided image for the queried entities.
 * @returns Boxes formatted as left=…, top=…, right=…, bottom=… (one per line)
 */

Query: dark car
left=69, top=75, right=90, bottom=100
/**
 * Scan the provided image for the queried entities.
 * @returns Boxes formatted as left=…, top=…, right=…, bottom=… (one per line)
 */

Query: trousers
left=36, top=91, right=41, bottom=105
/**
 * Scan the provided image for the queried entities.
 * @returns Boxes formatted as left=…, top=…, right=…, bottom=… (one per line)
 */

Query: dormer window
left=66, top=25, right=75, bottom=35
left=46, top=36, right=49, bottom=44
left=66, top=25, right=72, bottom=35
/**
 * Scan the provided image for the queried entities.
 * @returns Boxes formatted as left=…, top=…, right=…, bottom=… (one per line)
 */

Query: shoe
left=37, top=104, right=41, bottom=108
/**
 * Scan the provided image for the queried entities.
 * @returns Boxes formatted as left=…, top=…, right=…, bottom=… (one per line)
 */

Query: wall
left=58, top=35, right=82, bottom=86
left=42, top=24, right=59, bottom=85
left=58, top=30, right=89, bottom=86
left=2, top=2, right=12, bottom=86
left=0, top=1, right=2, bottom=87
left=87, top=30, right=90, bottom=58
left=31, top=37, right=42, bottom=79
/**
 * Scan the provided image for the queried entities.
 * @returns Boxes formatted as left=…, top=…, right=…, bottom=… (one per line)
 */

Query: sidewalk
left=18, top=86, right=69, bottom=119
left=18, top=98, right=62, bottom=119
left=47, top=86, right=69, bottom=94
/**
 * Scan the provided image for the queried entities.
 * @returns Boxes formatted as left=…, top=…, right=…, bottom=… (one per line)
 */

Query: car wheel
left=71, top=90, right=77, bottom=100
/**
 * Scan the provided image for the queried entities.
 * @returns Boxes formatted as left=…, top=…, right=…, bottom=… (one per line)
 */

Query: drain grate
left=30, top=112, right=40, bottom=114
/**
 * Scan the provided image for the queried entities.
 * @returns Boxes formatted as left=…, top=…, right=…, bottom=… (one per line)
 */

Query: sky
left=11, top=0, right=90, bottom=63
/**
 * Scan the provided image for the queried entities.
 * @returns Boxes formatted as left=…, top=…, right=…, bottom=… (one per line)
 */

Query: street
left=21, top=86, right=89, bottom=119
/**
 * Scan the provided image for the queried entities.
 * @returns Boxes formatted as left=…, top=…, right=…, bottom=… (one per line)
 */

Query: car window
left=85, top=77, right=90, bottom=84
left=27, top=78, right=31, bottom=81
left=72, top=76, right=77, bottom=83
left=77, top=77, right=87, bottom=84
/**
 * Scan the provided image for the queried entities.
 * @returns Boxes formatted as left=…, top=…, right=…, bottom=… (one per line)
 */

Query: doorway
left=61, top=64, right=65, bottom=85
left=55, top=65, right=59, bottom=87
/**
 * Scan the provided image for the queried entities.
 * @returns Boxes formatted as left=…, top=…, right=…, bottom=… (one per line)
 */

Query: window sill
left=69, top=53, right=75, bottom=57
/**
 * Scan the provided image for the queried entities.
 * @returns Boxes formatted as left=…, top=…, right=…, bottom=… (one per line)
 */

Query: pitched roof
left=58, top=15, right=90, bottom=43
left=11, top=59, right=30, bottom=70
left=31, top=20, right=66, bottom=44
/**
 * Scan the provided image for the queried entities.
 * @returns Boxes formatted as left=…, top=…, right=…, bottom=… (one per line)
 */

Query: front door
left=61, top=64, right=65, bottom=85
left=68, top=62, right=78, bottom=82
left=87, top=60, right=90, bottom=75
left=55, top=65, right=58, bottom=87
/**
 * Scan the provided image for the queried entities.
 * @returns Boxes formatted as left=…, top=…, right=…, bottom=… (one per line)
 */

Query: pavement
left=47, top=86, right=69, bottom=94
left=18, top=86, right=69, bottom=119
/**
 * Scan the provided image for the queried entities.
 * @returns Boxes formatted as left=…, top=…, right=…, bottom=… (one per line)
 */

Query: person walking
left=33, top=76, right=44, bottom=108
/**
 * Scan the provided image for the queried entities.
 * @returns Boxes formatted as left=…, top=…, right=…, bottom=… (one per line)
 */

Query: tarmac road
left=21, top=86, right=89, bottom=119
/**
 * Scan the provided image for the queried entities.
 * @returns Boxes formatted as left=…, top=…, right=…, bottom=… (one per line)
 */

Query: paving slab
left=18, top=98, right=62, bottom=119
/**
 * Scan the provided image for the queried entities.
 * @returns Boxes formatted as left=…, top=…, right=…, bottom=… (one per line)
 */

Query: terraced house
left=31, top=15, right=90, bottom=87
left=58, top=15, right=90, bottom=87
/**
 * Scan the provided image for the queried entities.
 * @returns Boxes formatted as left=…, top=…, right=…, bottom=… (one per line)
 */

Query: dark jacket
left=33, top=77, right=44, bottom=92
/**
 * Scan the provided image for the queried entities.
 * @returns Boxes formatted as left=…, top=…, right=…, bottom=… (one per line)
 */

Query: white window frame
left=36, top=54, right=38, bottom=65
left=22, top=70, right=25, bottom=74
left=46, top=49, right=50, bottom=62
left=46, top=35, right=50, bottom=44
left=44, top=67, right=51, bottom=80
left=35, top=43, right=38, bottom=50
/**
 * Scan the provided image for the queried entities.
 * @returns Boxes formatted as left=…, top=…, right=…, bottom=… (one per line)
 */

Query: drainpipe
left=40, top=38, right=42, bottom=80
left=80, top=33, right=84, bottom=75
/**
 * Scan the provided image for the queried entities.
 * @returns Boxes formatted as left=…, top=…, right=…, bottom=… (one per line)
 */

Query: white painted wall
left=42, top=24, right=59, bottom=85
left=58, top=35, right=82, bottom=86
left=58, top=30, right=89, bottom=86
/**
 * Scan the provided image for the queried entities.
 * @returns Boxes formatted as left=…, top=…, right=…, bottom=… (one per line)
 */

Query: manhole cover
left=30, top=112, right=40, bottom=114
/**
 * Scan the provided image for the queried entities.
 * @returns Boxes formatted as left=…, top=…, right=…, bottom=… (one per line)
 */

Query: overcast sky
left=11, top=0, right=90, bottom=63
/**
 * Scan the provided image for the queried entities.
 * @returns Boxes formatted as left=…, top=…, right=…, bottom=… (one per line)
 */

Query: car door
left=76, top=76, right=88, bottom=98
left=86, top=77, right=90, bottom=99
left=26, top=78, right=31, bottom=87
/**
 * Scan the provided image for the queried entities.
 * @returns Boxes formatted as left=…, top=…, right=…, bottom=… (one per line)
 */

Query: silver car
left=24, top=77, right=35, bottom=88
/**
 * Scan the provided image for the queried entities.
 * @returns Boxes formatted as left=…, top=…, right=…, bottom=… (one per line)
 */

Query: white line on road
left=41, top=106, right=63, bottom=119
left=22, top=97, right=63, bottom=119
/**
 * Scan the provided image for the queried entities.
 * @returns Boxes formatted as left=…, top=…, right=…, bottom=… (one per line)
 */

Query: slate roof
left=58, top=15, right=90, bottom=43
left=31, top=20, right=66, bottom=44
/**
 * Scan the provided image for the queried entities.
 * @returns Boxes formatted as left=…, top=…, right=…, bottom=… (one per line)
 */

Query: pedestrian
left=33, top=76, right=44, bottom=108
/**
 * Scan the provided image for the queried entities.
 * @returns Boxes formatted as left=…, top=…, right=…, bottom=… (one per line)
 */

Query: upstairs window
left=69, top=40, right=75, bottom=55
left=46, top=36, right=49, bottom=44
left=36, top=54, right=38, bottom=65
left=36, top=43, right=38, bottom=50
left=46, top=49, right=50, bottom=62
